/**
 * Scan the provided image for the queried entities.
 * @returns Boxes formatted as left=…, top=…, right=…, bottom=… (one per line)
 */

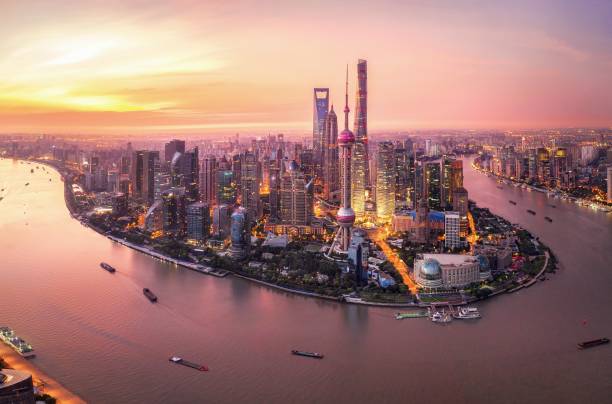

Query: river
left=0, top=157, right=611, bottom=403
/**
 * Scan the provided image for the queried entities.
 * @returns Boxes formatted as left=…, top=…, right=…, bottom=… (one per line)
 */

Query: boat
left=496, top=185, right=503, bottom=189
left=0, top=327, right=36, bottom=358
left=549, top=204, right=557, bottom=208
left=100, top=262, right=116, bottom=273
left=291, top=350, right=324, bottom=359
left=169, top=356, right=208, bottom=371
left=431, top=310, right=452, bottom=323
left=25, top=182, right=29, bottom=186
left=30, top=169, right=34, bottom=173
left=545, top=216, right=553, bottom=222
left=143, top=288, right=158, bottom=302
left=527, top=209, right=536, bottom=215
left=509, top=200, right=517, bottom=205
left=453, top=307, right=481, bottom=319
left=395, top=311, right=429, bottom=320
left=577, top=338, right=609, bottom=350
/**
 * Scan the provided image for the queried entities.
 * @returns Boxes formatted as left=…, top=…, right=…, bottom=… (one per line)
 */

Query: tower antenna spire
left=344, top=64, right=350, bottom=130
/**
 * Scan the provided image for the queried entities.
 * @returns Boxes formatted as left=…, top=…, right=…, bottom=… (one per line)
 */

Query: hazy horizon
left=1, top=0, right=611, bottom=135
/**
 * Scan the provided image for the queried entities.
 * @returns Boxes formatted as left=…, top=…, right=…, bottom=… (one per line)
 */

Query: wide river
left=1, top=157, right=611, bottom=403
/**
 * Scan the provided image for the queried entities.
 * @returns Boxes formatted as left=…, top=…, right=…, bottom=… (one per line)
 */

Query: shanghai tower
left=351, top=59, right=368, bottom=219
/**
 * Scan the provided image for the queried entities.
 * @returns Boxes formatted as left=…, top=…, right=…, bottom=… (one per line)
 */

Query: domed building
left=414, top=258, right=443, bottom=288
left=414, top=253, right=482, bottom=290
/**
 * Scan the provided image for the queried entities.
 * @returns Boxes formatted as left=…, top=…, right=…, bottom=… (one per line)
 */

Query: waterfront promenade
left=0, top=344, right=84, bottom=403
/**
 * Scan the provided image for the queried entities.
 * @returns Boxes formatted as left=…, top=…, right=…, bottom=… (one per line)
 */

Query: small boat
left=25, top=182, right=29, bottom=186
left=509, top=200, right=517, bottom=205
left=549, top=204, right=557, bottom=208
left=100, top=262, right=116, bottom=273
left=453, top=307, right=481, bottom=319
left=545, top=216, right=553, bottom=222
left=431, top=310, right=452, bottom=323
left=30, top=169, right=34, bottom=173
left=143, top=288, right=158, bottom=302
left=577, top=338, right=609, bottom=350
left=169, top=356, right=208, bottom=371
left=527, top=209, right=536, bottom=215
left=291, top=350, right=324, bottom=359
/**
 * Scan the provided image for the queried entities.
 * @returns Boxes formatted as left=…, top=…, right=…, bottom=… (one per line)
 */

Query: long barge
left=578, top=338, right=609, bottom=350
left=291, top=350, right=324, bottom=359
left=169, top=356, right=208, bottom=371
left=143, top=288, right=158, bottom=303
left=100, top=262, right=116, bottom=273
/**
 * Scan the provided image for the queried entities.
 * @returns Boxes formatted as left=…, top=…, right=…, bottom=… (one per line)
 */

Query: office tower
left=186, top=202, right=210, bottom=242
left=299, top=149, right=315, bottom=180
left=313, top=88, right=329, bottom=172
left=444, top=211, right=462, bottom=249
left=216, top=169, right=236, bottom=205
left=537, top=148, right=551, bottom=184
left=415, top=195, right=430, bottom=244
left=232, top=154, right=241, bottom=193
left=154, top=170, right=171, bottom=202
left=608, top=167, right=612, bottom=202
left=452, top=187, right=469, bottom=216
left=131, top=150, right=159, bottom=204
left=229, top=207, right=249, bottom=259
left=161, top=188, right=187, bottom=237
left=394, top=146, right=410, bottom=209
left=424, top=161, right=442, bottom=210
left=212, top=204, right=232, bottom=239
left=376, top=141, right=396, bottom=223
left=240, top=152, right=261, bottom=220
left=280, top=162, right=313, bottom=226
left=337, top=69, right=356, bottom=252
left=322, top=105, right=339, bottom=201
left=200, top=155, right=217, bottom=205
left=425, top=139, right=432, bottom=156
left=352, top=59, right=368, bottom=218
left=183, top=147, right=200, bottom=202
left=111, top=192, right=128, bottom=216
left=527, top=148, right=538, bottom=180
left=441, top=157, right=454, bottom=209
left=269, top=165, right=281, bottom=221
left=164, top=139, right=185, bottom=164
left=144, top=201, right=163, bottom=233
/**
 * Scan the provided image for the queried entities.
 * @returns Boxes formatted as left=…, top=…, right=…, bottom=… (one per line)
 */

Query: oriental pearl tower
left=336, top=66, right=356, bottom=251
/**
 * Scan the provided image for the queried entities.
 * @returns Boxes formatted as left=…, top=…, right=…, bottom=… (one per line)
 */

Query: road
left=368, top=227, right=418, bottom=294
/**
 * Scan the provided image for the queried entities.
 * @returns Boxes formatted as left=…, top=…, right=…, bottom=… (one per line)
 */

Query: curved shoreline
left=34, top=157, right=550, bottom=309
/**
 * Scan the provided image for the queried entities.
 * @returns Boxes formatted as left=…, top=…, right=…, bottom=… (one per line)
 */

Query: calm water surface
left=1, top=158, right=611, bottom=403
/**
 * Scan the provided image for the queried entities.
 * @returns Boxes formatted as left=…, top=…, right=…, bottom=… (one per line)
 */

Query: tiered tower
left=337, top=67, right=356, bottom=251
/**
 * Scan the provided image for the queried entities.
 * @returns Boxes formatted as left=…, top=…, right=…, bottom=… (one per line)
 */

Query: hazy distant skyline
left=1, top=0, right=611, bottom=135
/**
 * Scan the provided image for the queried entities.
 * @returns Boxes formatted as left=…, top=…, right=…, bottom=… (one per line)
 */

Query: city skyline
left=1, top=0, right=611, bottom=136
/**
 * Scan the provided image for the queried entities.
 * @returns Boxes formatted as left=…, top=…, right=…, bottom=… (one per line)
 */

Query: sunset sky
left=1, top=0, right=611, bottom=135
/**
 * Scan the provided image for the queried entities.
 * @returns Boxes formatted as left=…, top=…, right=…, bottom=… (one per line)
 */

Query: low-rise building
left=414, top=253, right=490, bottom=290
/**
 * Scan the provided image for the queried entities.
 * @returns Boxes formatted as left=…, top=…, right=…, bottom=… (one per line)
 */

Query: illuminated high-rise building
left=131, top=150, right=159, bottom=204
left=322, top=106, right=339, bottom=201
left=240, top=152, right=261, bottom=220
left=376, top=141, right=396, bottom=223
left=186, top=202, right=210, bottom=242
left=351, top=59, right=368, bottom=219
left=200, top=155, right=216, bottom=205
left=313, top=88, right=330, bottom=172
left=424, top=161, right=442, bottom=210
left=337, top=68, right=356, bottom=252
left=280, top=161, right=313, bottom=226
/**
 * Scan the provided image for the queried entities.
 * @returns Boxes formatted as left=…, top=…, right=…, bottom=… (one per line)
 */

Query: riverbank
left=0, top=344, right=85, bottom=403
left=471, top=161, right=612, bottom=213
left=38, top=156, right=552, bottom=309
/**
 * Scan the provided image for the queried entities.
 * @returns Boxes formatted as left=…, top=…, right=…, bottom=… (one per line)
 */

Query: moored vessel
left=453, top=307, right=481, bottom=319
left=431, top=310, right=452, bottom=323
left=527, top=209, right=536, bottom=215
left=395, top=311, right=429, bottom=320
left=0, top=327, right=36, bottom=358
